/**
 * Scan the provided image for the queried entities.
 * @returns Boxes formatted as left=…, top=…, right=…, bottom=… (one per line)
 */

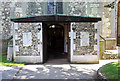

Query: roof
left=10, top=14, right=101, bottom=23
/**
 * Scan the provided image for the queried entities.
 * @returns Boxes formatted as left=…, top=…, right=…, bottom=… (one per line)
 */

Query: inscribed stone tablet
left=15, top=46, right=19, bottom=51
left=73, top=32, right=76, bottom=39
left=94, top=45, right=98, bottom=50
left=38, top=33, right=41, bottom=39
left=23, top=32, right=32, bottom=46
left=73, top=44, right=76, bottom=50
left=80, top=32, right=89, bottom=46
left=95, top=33, right=98, bottom=39
left=14, top=23, right=18, bottom=29
left=15, top=35, right=18, bottom=40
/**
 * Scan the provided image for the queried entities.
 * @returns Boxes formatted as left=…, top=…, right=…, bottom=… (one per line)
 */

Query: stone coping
left=104, top=38, right=116, bottom=40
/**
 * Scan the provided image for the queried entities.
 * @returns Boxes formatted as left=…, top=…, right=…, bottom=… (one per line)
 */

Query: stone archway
left=43, top=23, right=70, bottom=63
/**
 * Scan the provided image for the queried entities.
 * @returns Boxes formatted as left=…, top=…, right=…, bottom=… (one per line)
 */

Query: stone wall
left=0, top=2, right=13, bottom=53
left=0, top=2, right=44, bottom=53
left=102, top=2, right=116, bottom=38
left=67, top=2, right=102, bottom=17
left=13, top=2, right=44, bottom=17
left=70, top=22, right=99, bottom=63
left=13, top=23, right=43, bottom=63
left=0, top=2, right=12, bottom=40
left=14, top=23, right=42, bottom=56
left=72, top=23, right=98, bottom=55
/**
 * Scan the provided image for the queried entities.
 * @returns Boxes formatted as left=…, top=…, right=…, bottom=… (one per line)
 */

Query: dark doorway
left=46, top=24, right=67, bottom=63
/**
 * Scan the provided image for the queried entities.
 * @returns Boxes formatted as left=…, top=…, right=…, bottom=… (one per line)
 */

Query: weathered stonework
left=0, top=2, right=12, bottom=40
left=0, top=2, right=102, bottom=63
left=14, top=23, right=42, bottom=56
left=102, top=2, right=116, bottom=38
left=0, top=2, right=13, bottom=53
left=0, top=2, right=44, bottom=53
left=68, top=2, right=87, bottom=16
left=26, top=2, right=43, bottom=16
left=67, top=2, right=102, bottom=17
left=72, top=23, right=98, bottom=55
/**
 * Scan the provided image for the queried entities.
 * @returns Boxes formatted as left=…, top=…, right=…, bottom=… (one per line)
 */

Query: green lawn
left=0, top=53, right=26, bottom=66
left=101, top=61, right=120, bottom=80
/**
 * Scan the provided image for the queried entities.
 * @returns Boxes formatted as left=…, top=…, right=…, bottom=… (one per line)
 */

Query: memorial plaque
left=14, top=23, right=18, bottom=29
left=73, top=32, right=76, bottom=39
left=94, top=45, right=98, bottom=50
left=80, top=32, right=89, bottom=46
left=15, top=35, right=18, bottom=39
left=95, top=33, right=97, bottom=39
left=15, top=46, right=19, bottom=51
left=23, top=32, right=32, bottom=46
left=38, top=33, right=41, bottom=39
left=73, top=44, right=76, bottom=50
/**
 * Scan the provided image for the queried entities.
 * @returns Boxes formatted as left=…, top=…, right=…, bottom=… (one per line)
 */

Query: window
left=47, top=1, right=63, bottom=14
left=47, top=2, right=54, bottom=14
left=56, top=2, right=63, bottom=14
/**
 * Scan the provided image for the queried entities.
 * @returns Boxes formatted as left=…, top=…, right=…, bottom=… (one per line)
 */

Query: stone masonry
left=72, top=23, right=98, bottom=55
left=14, top=23, right=42, bottom=56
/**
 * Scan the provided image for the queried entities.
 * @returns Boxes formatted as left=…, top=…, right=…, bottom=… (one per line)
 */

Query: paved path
left=1, top=60, right=118, bottom=80
left=0, top=66, right=21, bottom=80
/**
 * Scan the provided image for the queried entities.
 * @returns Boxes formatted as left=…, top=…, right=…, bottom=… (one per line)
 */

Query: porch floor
left=46, top=52, right=68, bottom=64
left=46, top=58, right=68, bottom=64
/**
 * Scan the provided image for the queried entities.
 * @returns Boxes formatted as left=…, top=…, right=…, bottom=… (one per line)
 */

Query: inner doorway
left=45, top=24, right=68, bottom=63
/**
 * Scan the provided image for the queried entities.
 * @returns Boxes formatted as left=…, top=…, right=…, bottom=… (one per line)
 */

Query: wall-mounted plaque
left=95, top=33, right=97, bottom=39
left=73, top=32, right=76, bottom=39
left=14, top=23, right=18, bottom=29
left=23, top=32, right=32, bottom=46
left=80, top=32, right=89, bottom=46
left=15, top=46, right=19, bottom=51
left=15, top=35, right=18, bottom=40
left=94, top=45, right=98, bottom=50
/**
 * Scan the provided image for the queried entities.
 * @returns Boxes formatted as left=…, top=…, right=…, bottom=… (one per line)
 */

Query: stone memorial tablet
left=14, top=23, right=18, bottom=29
left=15, top=46, right=19, bottom=51
left=80, top=32, right=89, bottom=46
left=23, top=32, right=32, bottom=46
left=94, top=45, right=98, bottom=50
left=73, top=32, right=76, bottom=39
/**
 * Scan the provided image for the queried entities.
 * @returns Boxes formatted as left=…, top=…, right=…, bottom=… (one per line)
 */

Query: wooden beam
left=117, top=2, right=120, bottom=46
left=11, top=15, right=101, bottom=23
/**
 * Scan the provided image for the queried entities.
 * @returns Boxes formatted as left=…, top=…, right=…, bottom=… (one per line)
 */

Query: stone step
left=104, top=50, right=119, bottom=55
left=103, top=49, right=119, bottom=59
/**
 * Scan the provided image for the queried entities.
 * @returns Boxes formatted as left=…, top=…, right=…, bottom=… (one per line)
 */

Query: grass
left=101, top=61, right=120, bottom=80
left=0, top=53, right=26, bottom=66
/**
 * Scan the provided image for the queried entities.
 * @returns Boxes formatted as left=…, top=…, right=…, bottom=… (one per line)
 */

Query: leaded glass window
left=47, top=1, right=63, bottom=14
left=56, top=2, right=63, bottom=14
left=47, top=2, right=54, bottom=14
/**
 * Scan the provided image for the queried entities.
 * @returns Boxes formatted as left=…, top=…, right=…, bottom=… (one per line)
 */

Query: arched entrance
left=45, top=24, right=68, bottom=63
